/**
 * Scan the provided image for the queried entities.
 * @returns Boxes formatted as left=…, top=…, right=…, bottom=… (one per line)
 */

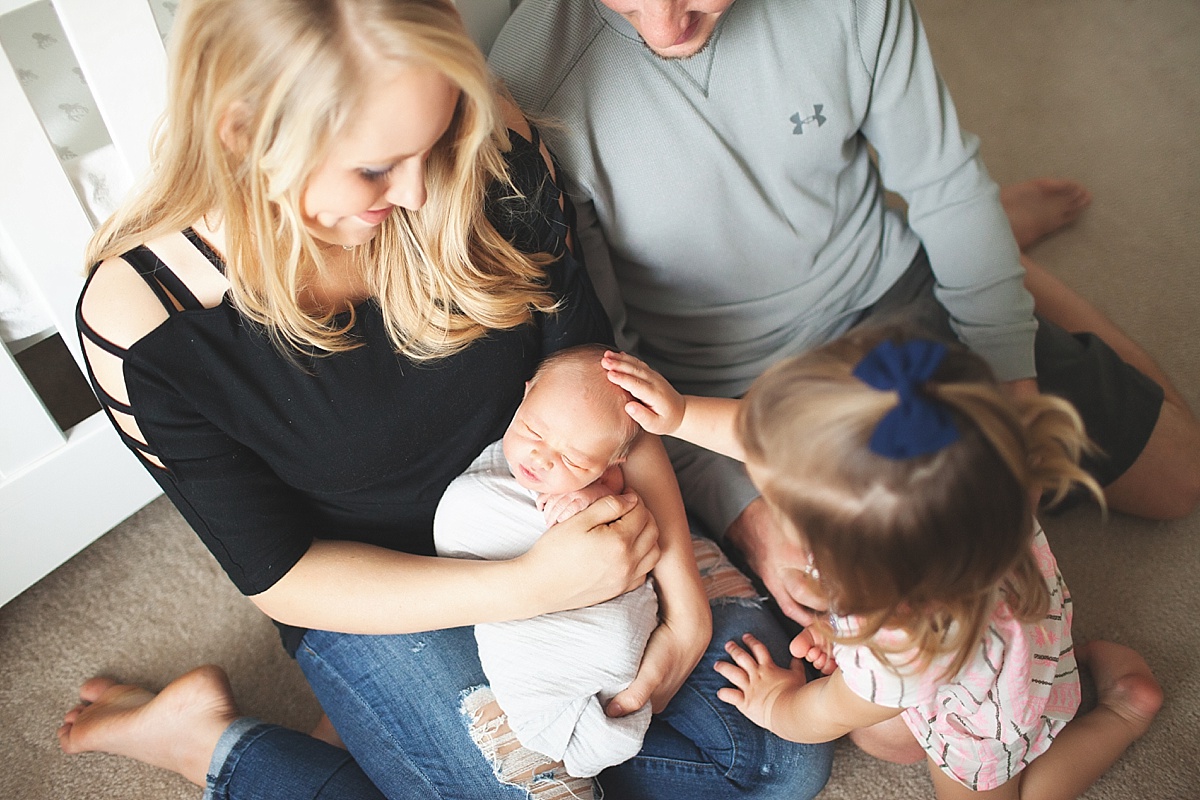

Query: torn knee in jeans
left=460, top=685, right=597, bottom=800
left=691, top=536, right=763, bottom=603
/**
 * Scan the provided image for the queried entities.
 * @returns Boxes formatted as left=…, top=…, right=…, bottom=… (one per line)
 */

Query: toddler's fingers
left=602, top=350, right=645, bottom=372
left=623, top=401, right=662, bottom=430
left=606, top=368, right=653, bottom=396
left=724, top=640, right=760, bottom=672
left=715, top=686, right=745, bottom=707
left=713, top=660, right=749, bottom=690
left=741, top=633, right=774, bottom=665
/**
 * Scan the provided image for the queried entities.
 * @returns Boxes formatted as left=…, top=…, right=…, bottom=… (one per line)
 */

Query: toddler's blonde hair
left=738, top=326, right=1101, bottom=678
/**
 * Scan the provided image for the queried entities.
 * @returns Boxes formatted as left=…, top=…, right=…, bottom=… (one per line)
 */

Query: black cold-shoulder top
left=76, top=130, right=613, bottom=654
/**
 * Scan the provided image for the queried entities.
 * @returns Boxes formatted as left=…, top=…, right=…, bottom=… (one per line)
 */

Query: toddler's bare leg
left=1016, top=641, right=1162, bottom=799
left=926, top=641, right=1163, bottom=800
left=848, top=714, right=925, bottom=765
left=1001, top=179, right=1092, bottom=250
left=57, top=665, right=240, bottom=787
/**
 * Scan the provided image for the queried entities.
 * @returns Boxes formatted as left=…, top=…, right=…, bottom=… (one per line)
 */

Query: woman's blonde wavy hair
left=85, top=0, right=554, bottom=359
left=737, top=325, right=1103, bottom=681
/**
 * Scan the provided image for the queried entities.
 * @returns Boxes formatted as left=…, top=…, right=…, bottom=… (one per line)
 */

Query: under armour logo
left=790, top=105, right=826, bottom=135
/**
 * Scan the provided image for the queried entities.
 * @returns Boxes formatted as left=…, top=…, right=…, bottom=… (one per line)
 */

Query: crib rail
left=0, top=0, right=163, bottom=607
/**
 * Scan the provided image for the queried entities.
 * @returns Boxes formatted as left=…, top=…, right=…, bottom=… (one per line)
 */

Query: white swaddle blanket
left=434, top=441, right=658, bottom=778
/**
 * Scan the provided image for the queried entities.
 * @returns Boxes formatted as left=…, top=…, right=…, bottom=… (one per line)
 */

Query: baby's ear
left=523, top=379, right=532, bottom=396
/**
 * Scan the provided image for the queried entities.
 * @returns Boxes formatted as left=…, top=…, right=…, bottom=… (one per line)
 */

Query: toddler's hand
left=714, top=633, right=807, bottom=734
left=602, top=351, right=686, bottom=435
left=538, top=481, right=620, bottom=525
left=791, top=626, right=837, bottom=675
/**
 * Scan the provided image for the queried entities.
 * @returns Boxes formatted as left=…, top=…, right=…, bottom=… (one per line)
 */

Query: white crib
left=0, top=0, right=519, bottom=607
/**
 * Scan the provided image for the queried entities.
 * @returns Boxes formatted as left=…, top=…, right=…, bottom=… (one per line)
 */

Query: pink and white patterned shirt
left=833, top=521, right=1080, bottom=790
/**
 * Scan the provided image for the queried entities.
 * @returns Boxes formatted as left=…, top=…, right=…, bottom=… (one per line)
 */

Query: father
left=490, top=0, right=1200, bottom=625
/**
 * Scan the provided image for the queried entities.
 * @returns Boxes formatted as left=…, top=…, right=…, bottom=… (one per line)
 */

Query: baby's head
left=503, top=345, right=640, bottom=495
left=737, top=326, right=1097, bottom=649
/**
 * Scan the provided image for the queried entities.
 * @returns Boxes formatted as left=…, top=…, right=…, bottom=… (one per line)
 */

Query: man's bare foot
left=58, top=665, right=241, bottom=787
left=1077, top=641, right=1163, bottom=738
left=1001, top=178, right=1092, bottom=250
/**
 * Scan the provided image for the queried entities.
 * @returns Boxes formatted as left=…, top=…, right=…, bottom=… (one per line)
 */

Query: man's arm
left=862, top=0, right=1037, bottom=382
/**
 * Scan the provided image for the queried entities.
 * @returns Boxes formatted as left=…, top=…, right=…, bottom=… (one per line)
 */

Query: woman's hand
left=605, top=596, right=711, bottom=717
left=536, top=465, right=624, bottom=525
left=521, top=491, right=661, bottom=613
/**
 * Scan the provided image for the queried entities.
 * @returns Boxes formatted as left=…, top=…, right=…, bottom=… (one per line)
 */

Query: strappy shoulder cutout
left=77, top=229, right=229, bottom=471
left=499, top=94, right=559, bottom=189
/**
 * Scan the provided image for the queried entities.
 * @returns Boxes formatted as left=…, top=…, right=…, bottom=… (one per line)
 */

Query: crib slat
left=52, top=0, right=165, bottom=183
left=0, top=338, right=65, bottom=476
left=0, top=41, right=98, bottom=370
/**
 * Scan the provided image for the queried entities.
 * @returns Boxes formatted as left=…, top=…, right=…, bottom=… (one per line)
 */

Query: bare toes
left=79, top=676, right=118, bottom=704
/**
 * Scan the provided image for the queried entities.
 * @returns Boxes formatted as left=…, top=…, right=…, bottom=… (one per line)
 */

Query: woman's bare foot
left=1001, top=178, right=1092, bottom=250
left=58, top=665, right=241, bottom=787
left=1078, top=640, right=1163, bottom=738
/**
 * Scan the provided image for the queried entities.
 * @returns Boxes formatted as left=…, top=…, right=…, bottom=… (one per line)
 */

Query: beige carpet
left=2, top=1, right=1198, bottom=797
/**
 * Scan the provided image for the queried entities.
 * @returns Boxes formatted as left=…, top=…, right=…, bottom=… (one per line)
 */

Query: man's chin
left=643, top=21, right=718, bottom=60
left=646, top=34, right=714, bottom=60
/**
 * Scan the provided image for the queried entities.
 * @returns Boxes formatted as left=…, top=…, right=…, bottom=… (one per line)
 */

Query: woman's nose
left=385, top=159, right=428, bottom=211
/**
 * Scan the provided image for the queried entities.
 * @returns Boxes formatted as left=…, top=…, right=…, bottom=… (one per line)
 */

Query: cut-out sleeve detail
left=492, top=125, right=614, bottom=354
left=76, top=242, right=314, bottom=598
left=77, top=259, right=172, bottom=471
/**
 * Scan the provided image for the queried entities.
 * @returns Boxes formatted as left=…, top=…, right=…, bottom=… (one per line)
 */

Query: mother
left=60, top=1, right=832, bottom=798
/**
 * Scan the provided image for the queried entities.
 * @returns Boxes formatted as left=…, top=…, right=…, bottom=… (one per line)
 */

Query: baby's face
left=503, top=378, right=625, bottom=496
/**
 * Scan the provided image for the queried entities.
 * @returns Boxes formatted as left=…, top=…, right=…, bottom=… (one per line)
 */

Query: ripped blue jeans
left=205, top=597, right=832, bottom=799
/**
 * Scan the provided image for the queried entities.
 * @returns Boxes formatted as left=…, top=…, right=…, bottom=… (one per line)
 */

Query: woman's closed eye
left=359, top=164, right=397, bottom=182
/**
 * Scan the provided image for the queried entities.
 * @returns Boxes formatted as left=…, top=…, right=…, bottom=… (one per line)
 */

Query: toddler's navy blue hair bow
left=852, top=339, right=960, bottom=459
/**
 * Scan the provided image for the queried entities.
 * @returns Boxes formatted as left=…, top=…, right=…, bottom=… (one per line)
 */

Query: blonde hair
left=528, top=344, right=640, bottom=460
left=738, top=326, right=1102, bottom=680
left=86, top=0, right=554, bottom=359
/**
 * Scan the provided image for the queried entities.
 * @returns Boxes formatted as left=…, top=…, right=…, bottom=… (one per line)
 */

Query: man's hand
left=726, top=498, right=827, bottom=625
left=1003, top=377, right=1039, bottom=400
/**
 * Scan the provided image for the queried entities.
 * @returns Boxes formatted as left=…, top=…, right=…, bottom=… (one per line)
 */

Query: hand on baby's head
left=602, top=351, right=686, bottom=435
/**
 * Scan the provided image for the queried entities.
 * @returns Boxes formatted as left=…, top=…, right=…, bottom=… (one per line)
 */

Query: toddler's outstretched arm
left=715, top=633, right=900, bottom=745
left=603, top=351, right=745, bottom=461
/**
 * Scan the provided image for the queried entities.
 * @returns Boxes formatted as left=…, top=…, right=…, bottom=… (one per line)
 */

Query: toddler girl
left=604, top=328, right=1163, bottom=799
